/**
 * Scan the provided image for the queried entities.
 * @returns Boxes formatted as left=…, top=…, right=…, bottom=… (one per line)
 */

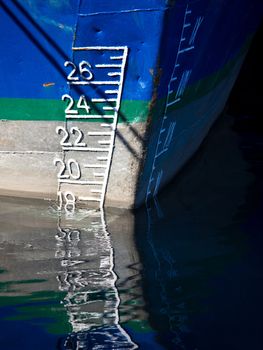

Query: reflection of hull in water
left=134, top=115, right=255, bottom=349
left=0, top=197, right=140, bottom=349
left=60, top=325, right=136, bottom=350
left=56, top=210, right=138, bottom=349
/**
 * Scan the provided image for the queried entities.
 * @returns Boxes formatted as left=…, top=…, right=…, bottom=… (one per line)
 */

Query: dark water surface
left=0, top=108, right=262, bottom=349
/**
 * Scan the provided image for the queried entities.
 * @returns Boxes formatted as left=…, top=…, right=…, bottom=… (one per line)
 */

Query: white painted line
left=107, top=72, right=121, bottom=77
left=95, top=64, right=122, bottom=68
left=155, top=148, right=168, bottom=159
left=84, top=164, right=107, bottom=168
left=110, top=55, right=124, bottom=60
left=88, top=131, right=112, bottom=136
left=66, top=115, right=114, bottom=119
left=68, top=81, right=120, bottom=85
left=100, top=123, right=113, bottom=128
left=91, top=98, right=117, bottom=103
left=62, top=146, right=110, bottom=152
left=163, top=121, right=176, bottom=149
left=178, top=45, right=194, bottom=54
left=100, top=46, right=128, bottom=208
left=98, top=140, right=111, bottom=145
left=105, top=89, right=119, bottom=94
left=167, top=98, right=181, bottom=107
left=103, top=106, right=115, bottom=111
left=78, top=196, right=101, bottom=202
left=153, top=170, right=163, bottom=197
left=176, top=70, right=192, bottom=98
left=189, top=16, right=204, bottom=45
left=59, top=180, right=104, bottom=185
left=72, top=46, right=127, bottom=51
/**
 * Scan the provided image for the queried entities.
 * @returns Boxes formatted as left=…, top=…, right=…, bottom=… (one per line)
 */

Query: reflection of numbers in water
left=55, top=226, right=82, bottom=292
left=56, top=227, right=81, bottom=243
left=55, top=227, right=81, bottom=259
left=54, top=214, right=138, bottom=348
left=64, top=332, right=89, bottom=350
left=57, top=270, right=86, bottom=292
left=64, top=291, right=90, bottom=307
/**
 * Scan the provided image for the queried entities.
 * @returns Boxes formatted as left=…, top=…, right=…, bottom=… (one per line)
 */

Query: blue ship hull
left=0, top=0, right=262, bottom=208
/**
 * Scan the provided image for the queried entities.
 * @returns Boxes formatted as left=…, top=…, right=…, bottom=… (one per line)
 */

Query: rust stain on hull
left=43, top=82, right=55, bottom=87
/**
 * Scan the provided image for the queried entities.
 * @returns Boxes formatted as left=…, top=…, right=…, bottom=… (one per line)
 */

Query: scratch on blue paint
left=22, top=0, right=75, bottom=32
left=78, top=8, right=167, bottom=17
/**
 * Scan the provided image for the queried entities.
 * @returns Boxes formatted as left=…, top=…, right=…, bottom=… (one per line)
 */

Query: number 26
left=64, top=60, right=93, bottom=81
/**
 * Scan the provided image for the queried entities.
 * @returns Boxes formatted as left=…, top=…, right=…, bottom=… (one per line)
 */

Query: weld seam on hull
left=0, top=151, right=58, bottom=154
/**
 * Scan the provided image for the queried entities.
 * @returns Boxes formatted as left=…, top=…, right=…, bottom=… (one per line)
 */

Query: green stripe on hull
left=0, top=98, right=149, bottom=123
left=0, top=40, right=250, bottom=124
left=0, top=98, right=65, bottom=121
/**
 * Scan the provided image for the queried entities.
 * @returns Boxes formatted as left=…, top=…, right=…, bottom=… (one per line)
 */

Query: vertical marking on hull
left=100, top=46, right=128, bottom=209
left=189, top=16, right=204, bottom=46
left=146, top=5, right=204, bottom=205
left=55, top=47, right=128, bottom=211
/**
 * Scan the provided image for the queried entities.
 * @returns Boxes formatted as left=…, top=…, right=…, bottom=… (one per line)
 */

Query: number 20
left=54, top=158, right=81, bottom=180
